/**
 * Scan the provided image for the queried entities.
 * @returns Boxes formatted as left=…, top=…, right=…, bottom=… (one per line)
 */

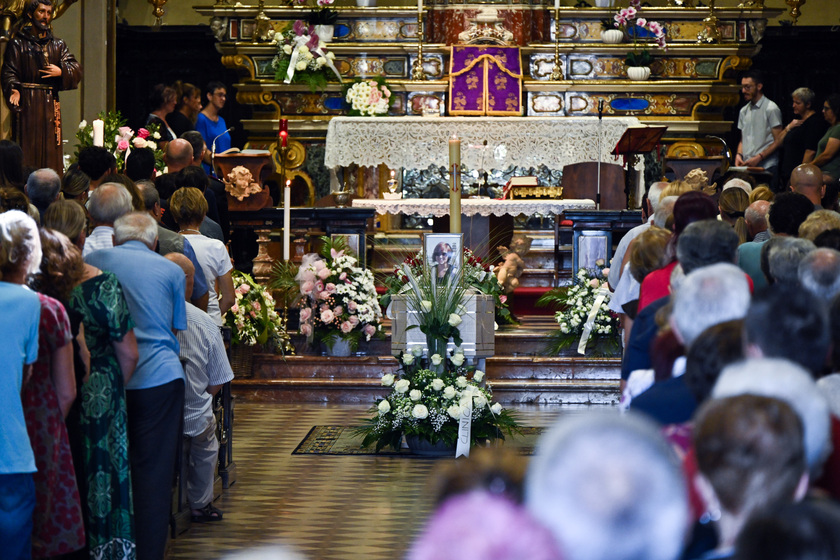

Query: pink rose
left=499, top=295, right=507, bottom=304
left=321, top=309, right=335, bottom=323
left=326, top=282, right=336, bottom=292
left=137, top=128, right=150, bottom=139
left=300, top=308, right=312, bottom=321
left=118, top=126, right=133, bottom=137
left=300, top=323, right=312, bottom=336
left=588, top=278, right=600, bottom=288
left=364, top=324, right=376, bottom=336
left=117, top=140, right=129, bottom=152
left=231, top=303, right=239, bottom=314
left=601, top=267, right=610, bottom=278
left=348, top=301, right=357, bottom=311
left=314, top=260, right=326, bottom=271
left=317, top=268, right=330, bottom=280
left=320, top=303, right=329, bottom=312
left=319, top=291, right=331, bottom=301
left=349, top=316, right=359, bottom=326
left=250, top=311, right=257, bottom=318
left=253, top=301, right=261, bottom=312
left=340, top=321, right=353, bottom=333
left=334, top=306, right=343, bottom=315
left=241, top=285, right=250, bottom=293
left=301, top=280, right=315, bottom=295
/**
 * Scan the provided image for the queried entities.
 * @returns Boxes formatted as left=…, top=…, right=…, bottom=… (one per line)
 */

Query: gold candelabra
left=786, top=0, right=804, bottom=24
left=253, top=0, right=274, bottom=43
left=549, top=6, right=563, bottom=81
left=411, top=10, right=426, bottom=81
left=696, top=0, right=721, bottom=43
left=278, top=304, right=296, bottom=356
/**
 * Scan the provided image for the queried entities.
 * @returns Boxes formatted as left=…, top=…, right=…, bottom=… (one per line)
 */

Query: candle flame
left=285, top=179, right=291, bottom=187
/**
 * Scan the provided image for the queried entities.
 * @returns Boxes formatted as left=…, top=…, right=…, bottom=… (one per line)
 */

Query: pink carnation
left=137, top=128, right=150, bottom=139
left=340, top=321, right=353, bottom=333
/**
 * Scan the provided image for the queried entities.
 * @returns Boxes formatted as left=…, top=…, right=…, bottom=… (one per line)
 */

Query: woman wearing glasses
left=812, top=94, right=840, bottom=182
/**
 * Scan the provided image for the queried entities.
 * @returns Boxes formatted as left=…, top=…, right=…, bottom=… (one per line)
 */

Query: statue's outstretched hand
left=9, top=89, right=19, bottom=107
left=40, top=64, right=61, bottom=78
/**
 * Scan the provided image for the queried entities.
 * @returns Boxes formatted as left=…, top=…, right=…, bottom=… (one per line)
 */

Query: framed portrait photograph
left=424, top=233, right=463, bottom=283
left=330, top=233, right=361, bottom=260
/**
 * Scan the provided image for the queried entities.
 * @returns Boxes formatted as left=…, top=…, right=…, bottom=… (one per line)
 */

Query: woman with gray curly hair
left=779, top=87, right=828, bottom=187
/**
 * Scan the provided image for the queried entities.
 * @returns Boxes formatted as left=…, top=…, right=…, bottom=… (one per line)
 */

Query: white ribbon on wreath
left=284, top=33, right=343, bottom=85
left=577, top=285, right=610, bottom=355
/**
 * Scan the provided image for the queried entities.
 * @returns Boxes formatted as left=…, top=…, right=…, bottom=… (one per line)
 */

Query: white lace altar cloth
left=324, top=116, right=643, bottom=171
left=351, top=198, right=595, bottom=217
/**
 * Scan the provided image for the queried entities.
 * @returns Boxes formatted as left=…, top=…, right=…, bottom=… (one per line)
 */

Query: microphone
left=210, top=126, right=234, bottom=177
left=598, top=99, right=604, bottom=120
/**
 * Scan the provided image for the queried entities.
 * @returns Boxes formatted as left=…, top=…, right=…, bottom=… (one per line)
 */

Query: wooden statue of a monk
left=1, top=0, right=81, bottom=173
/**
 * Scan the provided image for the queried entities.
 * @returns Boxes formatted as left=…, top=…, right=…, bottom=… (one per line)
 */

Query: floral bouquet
left=224, top=270, right=287, bottom=349
left=272, top=20, right=341, bottom=92
left=343, top=78, right=393, bottom=117
left=358, top=350, right=520, bottom=452
left=612, top=0, right=667, bottom=67
left=537, top=260, right=621, bottom=356
left=380, top=248, right=514, bottom=326
left=297, top=237, right=383, bottom=353
left=74, top=111, right=165, bottom=173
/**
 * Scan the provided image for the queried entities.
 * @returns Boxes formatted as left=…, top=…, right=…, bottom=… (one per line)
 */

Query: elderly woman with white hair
left=779, top=87, right=829, bottom=187
left=0, top=210, right=85, bottom=556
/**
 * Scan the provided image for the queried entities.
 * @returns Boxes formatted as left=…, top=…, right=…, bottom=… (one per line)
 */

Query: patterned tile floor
left=167, top=401, right=571, bottom=560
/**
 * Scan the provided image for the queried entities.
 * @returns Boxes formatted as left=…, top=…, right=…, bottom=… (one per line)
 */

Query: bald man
left=165, top=253, right=233, bottom=523
left=790, top=163, right=825, bottom=208
left=163, top=138, right=194, bottom=174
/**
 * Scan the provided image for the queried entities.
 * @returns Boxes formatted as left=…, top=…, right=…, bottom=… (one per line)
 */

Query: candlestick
left=449, top=134, right=461, bottom=234
left=410, top=9, right=425, bottom=81
left=283, top=179, right=291, bottom=261
left=550, top=6, right=564, bottom=81
left=92, top=119, right=104, bottom=147
left=279, top=118, right=288, bottom=133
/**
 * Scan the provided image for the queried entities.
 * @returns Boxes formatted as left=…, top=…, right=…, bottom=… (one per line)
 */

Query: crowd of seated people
left=0, top=132, right=234, bottom=560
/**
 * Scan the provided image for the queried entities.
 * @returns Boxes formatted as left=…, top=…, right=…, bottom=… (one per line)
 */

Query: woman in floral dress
left=4, top=212, right=85, bottom=557
left=41, top=203, right=139, bottom=560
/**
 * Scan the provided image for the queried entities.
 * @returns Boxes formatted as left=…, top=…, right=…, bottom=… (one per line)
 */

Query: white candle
left=92, top=119, right=104, bottom=147
left=283, top=179, right=291, bottom=261
left=554, top=0, right=559, bottom=10
left=418, top=0, right=422, bottom=13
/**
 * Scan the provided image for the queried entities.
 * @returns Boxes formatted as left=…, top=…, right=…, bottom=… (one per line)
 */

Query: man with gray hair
left=82, top=182, right=133, bottom=257
left=526, top=412, right=689, bottom=560
left=608, top=181, right=668, bottom=289
left=24, top=168, right=61, bottom=222
left=713, top=357, right=831, bottom=477
left=766, top=236, right=816, bottom=286
left=799, top=248, right=840, bottom=302
left=738, top=200, right=772, bottom=289
left=84, top=211, right=187, bottom=560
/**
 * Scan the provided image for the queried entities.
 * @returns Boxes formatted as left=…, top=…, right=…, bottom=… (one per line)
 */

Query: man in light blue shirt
left=736, top=69, right=783, bottom=188
left=85, top=211, right=187, bottom=560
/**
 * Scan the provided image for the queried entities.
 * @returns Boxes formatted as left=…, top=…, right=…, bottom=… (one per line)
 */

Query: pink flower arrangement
left=610, top=0, right=667, bottom=67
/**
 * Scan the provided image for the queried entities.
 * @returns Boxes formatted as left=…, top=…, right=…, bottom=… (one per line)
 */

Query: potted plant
left=600, top=19, right=624, bottom=43
left=536, top=260, right=621, bottom=356
left=610, top=0, right=667, bottom=80
left=297, top=237, right=383, bottom=356
left=300, top=0, right=338, bottom=40
left=272, top=20, right=342, bottom=92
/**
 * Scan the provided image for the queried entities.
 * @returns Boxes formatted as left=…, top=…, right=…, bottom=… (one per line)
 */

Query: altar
left=325, top=116, right=643, bottom=173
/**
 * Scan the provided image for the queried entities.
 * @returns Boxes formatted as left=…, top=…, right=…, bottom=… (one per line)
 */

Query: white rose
left=153, top=132, right=161, bottom=140
left=447, top=404, right=462, bottom=419
left=490, top=402, right=502, bottom=415
left=443, top=386, right=456, bottom=399
left=473, top=370, right=485, bottom=383
left=412, top=404, right=429, bottom=419
left=295, top=61, right=307, bottom=71
left=377, top=399, right=391, bottom=413
left=456, top=376, right=468, bottom=388
left=316, top=56, right=327, bottom=68
left=78, top=120, right=87, bottom=129
left=283, top=44, right=293, bottom=55
left=326, top=51, right=335, bottom=60
left=381, top=374, right=395, bottom=386
left=412, top=346, right=423, bottom=357
left=297, top=44, right=309, bottom=54
left=448, top=313, right=462, bottom=327
left=430, top=354, right=443, bottom=366
left=402, top=353, right=414, bottom=365
left=473, top=393, right=488, bottom=408
left=145, top=141, right=156, bottom=150
left=395, top=379, right=410, bottom=393
left=420, top=300, right=432, bottom=312
left=409, top=389, right=422, bottom=401
left=431, top=379, right=444, bottom=391
left=450, top=353, right=465, bottom=367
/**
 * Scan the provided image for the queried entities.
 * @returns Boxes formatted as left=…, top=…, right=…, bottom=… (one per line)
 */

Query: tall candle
left=279, top=118, right=288, bottom=133
left=279, top=130, right=288, bottom=148
left=449, top=133, right=461, bottom=234
left=417, top=0, right=422, bottom=12
left=554, top=0, right=559, bottom=11
left=92, top=119, right=104, bottom=147
left=283, top=179, right=291, bottom=261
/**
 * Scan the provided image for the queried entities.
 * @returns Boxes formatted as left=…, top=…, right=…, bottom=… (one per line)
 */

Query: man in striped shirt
left=165, top=253, right=234, bottom=523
